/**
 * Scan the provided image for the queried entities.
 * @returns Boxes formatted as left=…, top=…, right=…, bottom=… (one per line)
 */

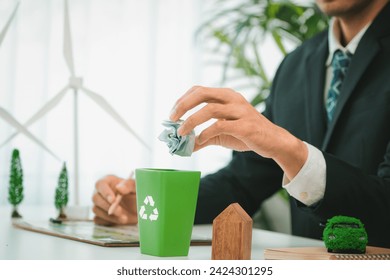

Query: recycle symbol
left=139, top=195, right=159, bottom=221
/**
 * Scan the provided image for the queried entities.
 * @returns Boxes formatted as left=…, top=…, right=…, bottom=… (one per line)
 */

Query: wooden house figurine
left=211, top=203, right=253, bottom=260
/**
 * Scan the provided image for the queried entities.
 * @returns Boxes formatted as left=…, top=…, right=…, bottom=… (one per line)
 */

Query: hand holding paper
left=158, top=120, right=195, bottom=157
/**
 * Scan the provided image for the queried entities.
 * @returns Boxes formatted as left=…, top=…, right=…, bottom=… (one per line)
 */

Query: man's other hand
left=92, top=175, right=137, bottom=225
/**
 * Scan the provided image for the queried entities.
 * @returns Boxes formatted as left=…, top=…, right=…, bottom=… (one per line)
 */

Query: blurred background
left=0, top=0, right=326, bottom=232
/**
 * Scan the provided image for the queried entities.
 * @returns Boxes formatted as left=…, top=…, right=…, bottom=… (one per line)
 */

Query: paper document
left=13, top=219, right=211, bottom=247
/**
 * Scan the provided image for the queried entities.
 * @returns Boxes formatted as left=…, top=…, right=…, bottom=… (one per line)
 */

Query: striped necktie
left=326, top=50, right=352, bottom=123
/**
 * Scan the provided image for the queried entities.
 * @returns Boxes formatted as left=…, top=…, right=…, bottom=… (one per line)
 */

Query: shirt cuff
left=282, top=142, right=326, bottom=206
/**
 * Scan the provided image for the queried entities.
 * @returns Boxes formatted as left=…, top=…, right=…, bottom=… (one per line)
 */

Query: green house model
left=323, top=215, right=368, bottom=254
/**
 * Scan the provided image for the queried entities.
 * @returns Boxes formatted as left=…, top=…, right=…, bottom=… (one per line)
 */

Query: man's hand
left=92, top=175, right=138, bottom=226
left=170, top=86, right=308, bottom=180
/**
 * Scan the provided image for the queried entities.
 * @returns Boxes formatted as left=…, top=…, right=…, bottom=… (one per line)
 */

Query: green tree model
left=8, top=149, right=24, bottom=218
left=55, top=162, right=69, bottom=219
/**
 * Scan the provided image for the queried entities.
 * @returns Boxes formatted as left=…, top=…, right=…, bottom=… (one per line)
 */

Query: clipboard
left=13, top=219, right=211, bottom=247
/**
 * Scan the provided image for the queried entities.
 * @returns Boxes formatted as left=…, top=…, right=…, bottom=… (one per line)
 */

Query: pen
left=108, top=171, right=134, bottom=215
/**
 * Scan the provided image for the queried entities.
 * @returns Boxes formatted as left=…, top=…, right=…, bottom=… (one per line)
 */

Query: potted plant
left=197, top=0, right=328, bottom=106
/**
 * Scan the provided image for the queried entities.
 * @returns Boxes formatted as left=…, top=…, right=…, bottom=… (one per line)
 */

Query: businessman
left=93, top=0, right=390, bottom=248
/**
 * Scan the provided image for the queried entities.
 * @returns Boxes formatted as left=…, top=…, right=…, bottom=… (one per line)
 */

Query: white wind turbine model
left=1, top=0, right=150, bottom=205
left=0, top=2, right=60, bottom=161
left=0, top=1, right=18, bottom=46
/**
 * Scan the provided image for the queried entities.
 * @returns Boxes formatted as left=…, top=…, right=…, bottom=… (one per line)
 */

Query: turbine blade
left=63, top=0, right=75, bottom=76
left=0, top=86, right=69, bottom=148
left=0, top=2, right=20, bottom=47
left=81, top=86, right=151, bottom=151
left=25, top=86, right=69, bottom=126
left=0, top=107, right=61, bottom=161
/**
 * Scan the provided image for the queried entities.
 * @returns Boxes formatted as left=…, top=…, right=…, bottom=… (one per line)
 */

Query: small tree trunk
left=11, top=206, right=22, bottom=218
left=57, top=208, right=67, bottom=220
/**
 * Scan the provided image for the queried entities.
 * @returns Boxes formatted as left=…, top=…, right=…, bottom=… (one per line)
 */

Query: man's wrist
left=272, top=129, right=308, bottom=181
left=282, top=142, right=326, bottom=206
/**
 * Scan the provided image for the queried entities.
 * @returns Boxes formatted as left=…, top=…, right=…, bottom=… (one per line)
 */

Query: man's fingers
left=116, top=178, right=136, bottom=196
left=95, top=175, right=122, bottom=204
left=110, top=203, right=125, bottom=217
left=193, top=137, right=214, bottom=152
left=92, top=192, right=111, bottom=212
left=93, top=216, right=115, bottom=226
left=93, top=206, right=121, bottom=223
left=120, top=193, right=138, bottom=213
left=92, top=205, right=137, bottom=225
left=170, top=87, right=233, bottom=122
left=171, top=86, right=205, bottom=120
left=195, top=134, right=249, bottom=152
left=172, top=86, right=201, bottom=110
left=178, top=103, right=236, bottom=136
left=197, top=120, right=231, bottom=145
left=111, top=196, right=136, bottom=217
left=196, top=120, right=249, bottom=150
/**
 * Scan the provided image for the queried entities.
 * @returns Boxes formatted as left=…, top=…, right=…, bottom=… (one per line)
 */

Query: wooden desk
left=0, top=206, right=323, bottom=260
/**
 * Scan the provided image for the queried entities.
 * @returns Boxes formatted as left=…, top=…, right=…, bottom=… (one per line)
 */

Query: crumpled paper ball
left=158, top=120, right=195, bottom=157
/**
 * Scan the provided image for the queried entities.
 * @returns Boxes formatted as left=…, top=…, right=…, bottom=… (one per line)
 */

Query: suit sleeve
left=194, top=59, right=288, bottom=224
left=194, top=151, right=283, bottom=224
left=297, top=143, right=390, bottom=244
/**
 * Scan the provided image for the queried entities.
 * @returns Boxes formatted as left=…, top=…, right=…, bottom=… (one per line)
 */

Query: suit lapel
left=322, top=28, right=381, bottom=150
left=304, top=37, right=328, bottom=148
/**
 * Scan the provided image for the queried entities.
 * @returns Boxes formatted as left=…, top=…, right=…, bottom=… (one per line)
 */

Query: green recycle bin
left=135, top=168, right=201, bottom=257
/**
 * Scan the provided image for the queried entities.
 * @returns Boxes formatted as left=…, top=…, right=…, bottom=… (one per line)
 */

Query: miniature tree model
left=55, top=163, right=69, bottom=219
left=8, top=149, right=24, bottom=218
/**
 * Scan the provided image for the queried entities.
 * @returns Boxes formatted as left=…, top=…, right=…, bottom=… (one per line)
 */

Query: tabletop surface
left=0, top=205, right=323, bottom=260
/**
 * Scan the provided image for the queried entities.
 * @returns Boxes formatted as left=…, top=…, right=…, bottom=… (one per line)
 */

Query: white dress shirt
left=282, top=18, right=371, bottom=206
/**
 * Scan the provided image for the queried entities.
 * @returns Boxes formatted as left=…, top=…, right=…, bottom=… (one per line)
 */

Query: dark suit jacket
left=195, top=3, right=390, bottom=248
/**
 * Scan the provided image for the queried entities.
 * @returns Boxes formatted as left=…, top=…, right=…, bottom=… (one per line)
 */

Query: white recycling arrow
left=147, top=196, right=155, bottom=207
left=149, top=208, right=159, bottom=221
left=139, top=205, right=147, bottom=220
